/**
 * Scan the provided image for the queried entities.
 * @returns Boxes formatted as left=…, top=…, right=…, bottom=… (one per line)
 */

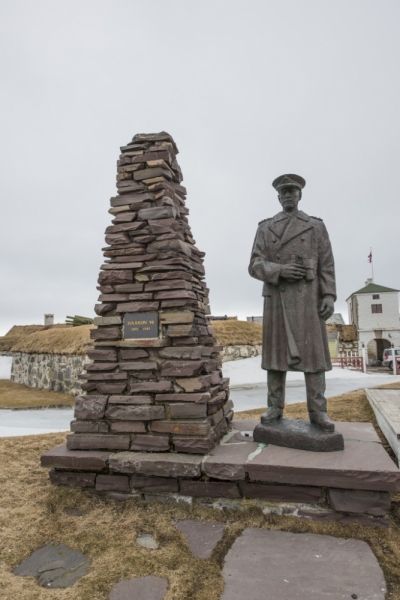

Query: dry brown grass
left=212, top=320, right=262, bottom=346
left=0, top=381, right=74, bottom=409
left=8, top=325, right=94, bottom=355
left=1, top=427, right=400, bottom=599
left=0, top=384, right=400, bottom=597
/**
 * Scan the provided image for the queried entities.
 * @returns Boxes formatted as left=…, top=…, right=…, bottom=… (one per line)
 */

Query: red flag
left=368, top=251, right=372, bottom=263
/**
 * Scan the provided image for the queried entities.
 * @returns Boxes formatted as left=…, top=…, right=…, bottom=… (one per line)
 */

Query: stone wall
left=10, top=352, right=87, bottom=395
left=221, top=345, right=262, bottom=362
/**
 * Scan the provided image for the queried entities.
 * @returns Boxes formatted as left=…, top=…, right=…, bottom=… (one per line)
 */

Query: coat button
left=280, top=287, right=285, bottom=292
left=272, top=238, right=277, bottom=243
left=301, top=236, right=305, bottom=241
left=276, top=254, right=281, bottom=259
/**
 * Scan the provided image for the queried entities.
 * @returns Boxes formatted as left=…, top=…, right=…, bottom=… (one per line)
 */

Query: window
left=372, top=294, right=380, bottom=299
left=371, top=304, right=382, bottom=313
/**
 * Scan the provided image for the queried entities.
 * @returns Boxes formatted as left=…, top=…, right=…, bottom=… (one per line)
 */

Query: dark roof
left=348, top=282, right=399, bottom=299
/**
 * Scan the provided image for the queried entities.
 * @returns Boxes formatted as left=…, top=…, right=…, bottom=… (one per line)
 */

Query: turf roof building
left=347, top=279, right=400, bottom=360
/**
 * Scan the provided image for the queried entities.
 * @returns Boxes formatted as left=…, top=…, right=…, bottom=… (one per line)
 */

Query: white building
left=347, top=279, right=400, bottom=360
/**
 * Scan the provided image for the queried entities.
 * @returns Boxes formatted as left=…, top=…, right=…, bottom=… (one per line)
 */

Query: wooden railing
left=331, top=356, right=364, bottom=372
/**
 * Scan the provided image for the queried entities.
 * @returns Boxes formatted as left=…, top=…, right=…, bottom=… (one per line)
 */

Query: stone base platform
left=41, top=420, right=400, bottom=525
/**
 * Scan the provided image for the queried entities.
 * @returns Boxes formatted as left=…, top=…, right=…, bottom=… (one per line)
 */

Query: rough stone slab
left=41, top=444, right=110, bottom=471
left=131, top=476, right=179, bottom=493
left=70, top=420, right=109, bottom=433
left=150, top=419, right=210, bottom=436
left=174, top=520, right=225, bottom=559
left=13, top=543, right=90, bottom=589
left=67, top=434, right=130, bottom=451
left=221, top=529, right=386, bottom=600
left=247, top=440, right=400, bottom=491
left=96, top=339, right=169, bottom=347
left=129, top=381, right=172, bottom=393
left=108, top=395, right=152, bottom=405
left=105, top=405, right=165, bottom=421
left=253, top=419, right=344, bottom=452
left=118, top=361, right=158, bottom=371
left=87, top=348, right=118, bottom=361
left=96, top=383, right=127, bottom=394
left=74, top=396, right=108, bottom=420
left=119, top=348, right=149, bottom=359
left=110, top=451, right=203, bottom=478
left=109, top=576, right=168, bottom=600
left=239, top=482, right=323, bottom=503
left=297, top=508, right=390, bottom=528
left=202, top=443, right=259, bottom=481
left=110, top=421, right=146, bottom=433
left=130, top=435, right=170, bottom=452
left=168, top=403, right=207, bottom=418
left=96, top=474, right=130, bottom=492
left=180, top=481, right=240, bottom=498
left=50, top=470, right=96, bottom=488
left=173, top=436, right=216, bottom=454
left=327, top=488, right=391, bottom=516
left=155, top=392, right=210, bottom=403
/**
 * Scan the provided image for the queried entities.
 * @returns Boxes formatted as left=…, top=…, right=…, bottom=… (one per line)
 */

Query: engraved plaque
left=123, top=312, right=158, bottom=339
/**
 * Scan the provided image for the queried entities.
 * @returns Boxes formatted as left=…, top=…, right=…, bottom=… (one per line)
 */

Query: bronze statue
left=249, top=174, right=336, bottom=432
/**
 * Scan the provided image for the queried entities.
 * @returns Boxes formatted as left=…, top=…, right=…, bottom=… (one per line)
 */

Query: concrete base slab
left=253, top=418, right=344, bottom=452
left=221, top=529, right=386, bottom=600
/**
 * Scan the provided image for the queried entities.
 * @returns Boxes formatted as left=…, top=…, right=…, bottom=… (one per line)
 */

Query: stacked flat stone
left=68, top=132, right=233, bottom=455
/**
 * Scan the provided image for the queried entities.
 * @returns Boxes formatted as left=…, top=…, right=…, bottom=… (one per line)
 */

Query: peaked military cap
left=272, top=174, right=306, bottom=191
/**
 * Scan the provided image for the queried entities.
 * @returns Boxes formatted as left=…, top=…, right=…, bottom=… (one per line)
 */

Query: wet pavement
left=230, top=375, right=400, bottom=413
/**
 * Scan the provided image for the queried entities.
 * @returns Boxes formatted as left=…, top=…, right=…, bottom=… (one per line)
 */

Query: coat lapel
left=267, top=212, right=289, bottom=239
left=279, top=211, right=314, bottom=246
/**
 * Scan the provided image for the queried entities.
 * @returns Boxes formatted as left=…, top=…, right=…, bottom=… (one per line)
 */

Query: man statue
left=249, top=174, right=336, bottom=432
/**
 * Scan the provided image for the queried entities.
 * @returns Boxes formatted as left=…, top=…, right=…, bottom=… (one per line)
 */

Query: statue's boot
left=309, top=411, right=335, bottom=432
left=305, top=372, right=334, bottom=431
left=262, top=371, right=286, bottom=424
left=261, top=406, right=283, bottom=424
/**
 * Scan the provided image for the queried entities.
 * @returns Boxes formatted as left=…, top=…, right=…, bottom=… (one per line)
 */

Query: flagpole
left=370, top=247, right=374, bottom=281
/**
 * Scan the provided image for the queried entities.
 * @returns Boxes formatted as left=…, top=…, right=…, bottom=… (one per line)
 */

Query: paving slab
left=247, top=439, right=400, bottom=491
left=12, top=543, right=90, bottom=588
left=221, top=528, right=386, bottom=600
left=366, top=388, right=400, bottom=458
left=174, top=520, right=225, bottom=558
left=109, top=576, right=168, bottom=599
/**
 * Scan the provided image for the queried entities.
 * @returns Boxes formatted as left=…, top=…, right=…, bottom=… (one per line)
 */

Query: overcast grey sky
left=1, top=0, right=400, bottom=335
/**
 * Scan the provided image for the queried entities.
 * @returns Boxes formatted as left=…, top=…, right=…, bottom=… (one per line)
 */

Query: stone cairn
left=68, top=132, right=232, bottom=456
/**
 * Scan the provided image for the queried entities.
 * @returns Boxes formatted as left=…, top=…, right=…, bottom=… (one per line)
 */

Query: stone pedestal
left=253, top=418, right=344, bottom=452
left=43, top=132, right=232, bottom=470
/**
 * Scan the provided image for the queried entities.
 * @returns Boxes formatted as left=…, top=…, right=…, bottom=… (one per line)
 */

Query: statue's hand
left=280, top=264, right=307, bottom=281
left=319, top=296, right=335, bottom=320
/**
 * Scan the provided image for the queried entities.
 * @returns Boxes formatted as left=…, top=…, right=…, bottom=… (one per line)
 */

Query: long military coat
left=249, top=210, right=336, bottom=373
